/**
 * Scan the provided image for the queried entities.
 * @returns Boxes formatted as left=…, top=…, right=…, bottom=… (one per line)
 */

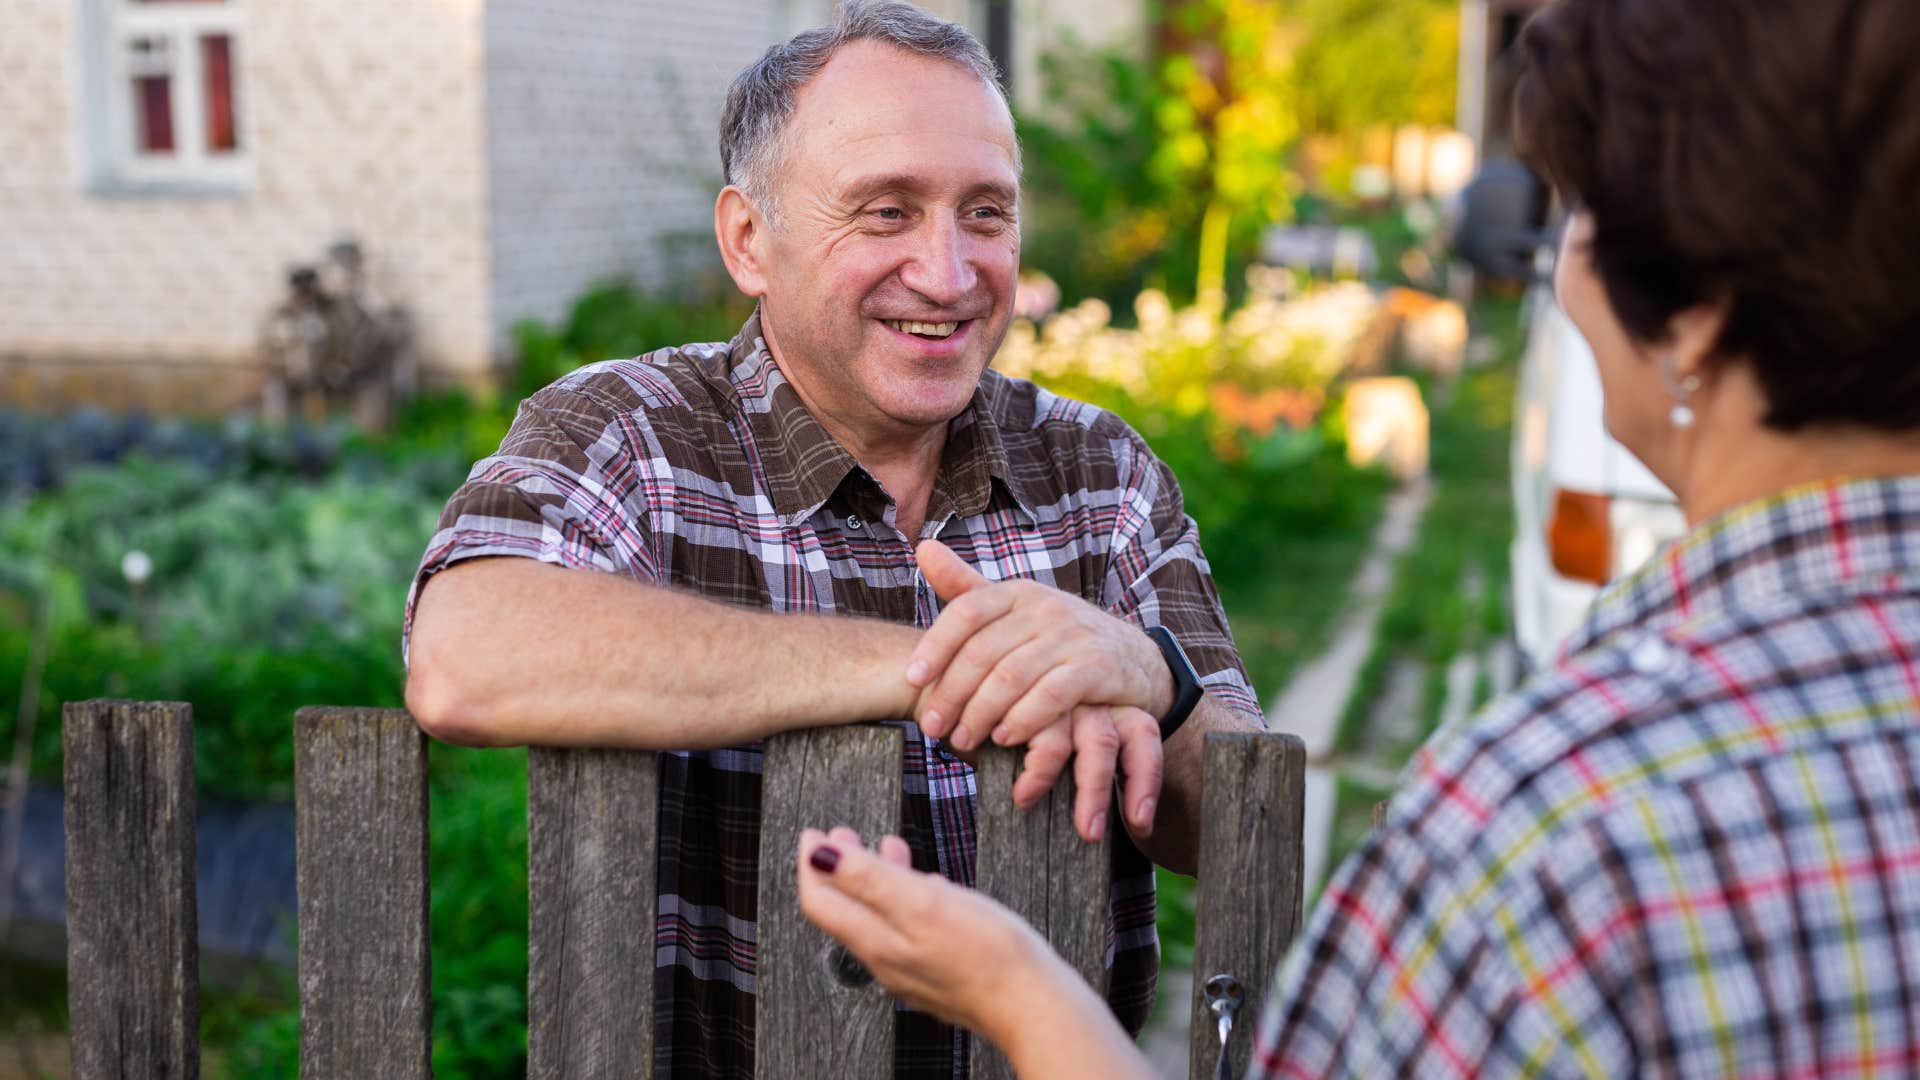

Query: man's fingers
left=992, top=664, right=1105, bottom=748
left=1011, top=722, right=1072, bottom=811
left=945, top=636, right=1060, bottom=752
left=915, top=540, right=987, bottom=603
left=1112, top=707, right=1164, bottom=837
left=1070, top=706, right=1119, bottom=843
left=906, top=585, right=1018, bottom=702
left=916, top=611, right=1035, bottom=741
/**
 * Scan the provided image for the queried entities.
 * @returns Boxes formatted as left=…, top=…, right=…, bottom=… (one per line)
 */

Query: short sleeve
left=403, top=387, right=663, bottom=661
left=1099, top=435, right=1263, bottom=721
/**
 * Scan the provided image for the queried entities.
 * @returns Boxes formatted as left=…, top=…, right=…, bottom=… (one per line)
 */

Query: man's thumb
left=916, top=539, right=987, bottom=601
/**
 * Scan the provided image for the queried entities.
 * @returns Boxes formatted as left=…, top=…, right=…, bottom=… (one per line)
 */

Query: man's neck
left=760, top=320, right=949, bottom=541
left=817, top=410, right=945, bottom=541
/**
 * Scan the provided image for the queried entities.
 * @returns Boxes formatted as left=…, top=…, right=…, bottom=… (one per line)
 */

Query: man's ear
left=715, top=186, right=770, bottom=299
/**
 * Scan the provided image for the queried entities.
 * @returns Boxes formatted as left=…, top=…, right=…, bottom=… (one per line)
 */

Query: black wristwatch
left=1144, top=626, right=1203, bottom=740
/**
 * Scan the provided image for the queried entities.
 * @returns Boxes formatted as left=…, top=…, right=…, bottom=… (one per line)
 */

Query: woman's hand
left=795, top=826, right=1059, bottom=1040
left=796, top=827, right=1157, bottom=1079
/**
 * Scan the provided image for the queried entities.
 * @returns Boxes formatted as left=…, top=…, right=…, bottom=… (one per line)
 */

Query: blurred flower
left=1134, top=289, right=1174, bottom=332
left=1013, top=271, right=1062, bottom=321
left=994, top=282, right=1385, bottom=439
left=122, top=548, right=154, bottom=586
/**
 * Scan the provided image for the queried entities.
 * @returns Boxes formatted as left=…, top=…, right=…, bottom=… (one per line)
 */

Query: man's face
left=752, top=41, right=1021, bottom=444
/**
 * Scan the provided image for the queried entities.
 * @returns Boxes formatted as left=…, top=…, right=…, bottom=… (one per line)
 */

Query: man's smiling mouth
left=883, top=319, right=961, bottom=340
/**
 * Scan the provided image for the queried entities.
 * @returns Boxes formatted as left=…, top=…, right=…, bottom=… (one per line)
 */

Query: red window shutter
left=202, top=33, right=236, bottom=151
left=135, top=74, right=175, bottom=152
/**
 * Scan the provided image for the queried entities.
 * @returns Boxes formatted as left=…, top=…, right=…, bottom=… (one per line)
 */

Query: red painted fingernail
left=809, top=846, right=842, bottom=873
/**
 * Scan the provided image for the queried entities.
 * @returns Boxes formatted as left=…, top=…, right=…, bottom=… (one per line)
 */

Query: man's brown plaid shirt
left=406, top=312, right=1260, bottom=1078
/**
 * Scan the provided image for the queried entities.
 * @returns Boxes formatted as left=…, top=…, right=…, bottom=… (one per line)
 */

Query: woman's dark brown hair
left=1514, top=0, right=1920, bottom=431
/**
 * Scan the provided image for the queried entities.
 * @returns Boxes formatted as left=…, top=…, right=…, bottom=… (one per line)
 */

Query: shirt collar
left=1565, top=473, right=1920, bottom=656
left=723, top=310, right=1036, bottom=527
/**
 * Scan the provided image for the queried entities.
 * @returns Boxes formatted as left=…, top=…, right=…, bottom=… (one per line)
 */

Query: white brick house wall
left=484, top=0, right=782, bottom=340
left=0, top=0, right=492, bottom=400
left=0, top=0, right=1137, bottom=410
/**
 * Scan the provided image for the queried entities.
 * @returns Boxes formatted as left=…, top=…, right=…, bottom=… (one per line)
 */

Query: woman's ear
left=1665, top=298, right=1732, bottom=383
left=714, top=186, right=769, bottom=299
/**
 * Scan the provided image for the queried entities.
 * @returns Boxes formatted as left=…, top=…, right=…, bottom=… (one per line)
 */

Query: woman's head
left=1514, top=0, right=1920, bottom=458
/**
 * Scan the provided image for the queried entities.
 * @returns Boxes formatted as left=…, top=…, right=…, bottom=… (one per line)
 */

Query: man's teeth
left=885, top=319, right=960, bottom=339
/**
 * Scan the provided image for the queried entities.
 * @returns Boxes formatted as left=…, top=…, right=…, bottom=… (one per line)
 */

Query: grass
left=1331, top=299, right=1522, bottom=767
left=1216, top=480, right=1394, bottom=706
left=1153, top=442, right=1392, bottom=972
left=1321, top=771, right=1398, bottom=904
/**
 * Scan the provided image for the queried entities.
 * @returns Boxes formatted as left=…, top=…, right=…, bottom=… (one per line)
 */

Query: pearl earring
left=1661, top=352, right=1702, bottom=430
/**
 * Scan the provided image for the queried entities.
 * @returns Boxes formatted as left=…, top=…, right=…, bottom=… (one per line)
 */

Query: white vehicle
left=1509, top=289, right=1686, bottom=669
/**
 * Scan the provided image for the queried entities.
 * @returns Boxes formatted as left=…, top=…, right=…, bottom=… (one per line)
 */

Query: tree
left=1015, top=0, right=1459, bottom=311
left=1154, top=0, right=1300, bottom=313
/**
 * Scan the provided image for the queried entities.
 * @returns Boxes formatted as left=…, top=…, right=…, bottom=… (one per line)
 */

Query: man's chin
left=878, top=381, right=982, bottom=431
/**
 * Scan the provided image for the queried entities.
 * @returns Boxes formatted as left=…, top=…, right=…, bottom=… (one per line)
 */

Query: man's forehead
left=831, top=168, right=1019, bottom=205
left=786, top=41, right=1018, bottom=172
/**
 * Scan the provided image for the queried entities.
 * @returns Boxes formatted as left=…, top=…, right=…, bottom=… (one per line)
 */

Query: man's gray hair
left=720, top=1, right=1012, bottom=223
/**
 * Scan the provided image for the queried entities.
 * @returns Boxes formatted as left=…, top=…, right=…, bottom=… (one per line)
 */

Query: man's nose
left=898, top=217, right=977, bottom=307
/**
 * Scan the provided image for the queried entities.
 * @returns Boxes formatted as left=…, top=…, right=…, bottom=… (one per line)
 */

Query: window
left=84, top=0, right=247, bottom=190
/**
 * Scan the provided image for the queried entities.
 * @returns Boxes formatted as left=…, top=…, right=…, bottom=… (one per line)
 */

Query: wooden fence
left=60, top=699, right=1307, bottom=1079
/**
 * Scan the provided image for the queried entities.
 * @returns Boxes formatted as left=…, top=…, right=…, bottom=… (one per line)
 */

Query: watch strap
left=1145, top=625, right=1203, bottom=740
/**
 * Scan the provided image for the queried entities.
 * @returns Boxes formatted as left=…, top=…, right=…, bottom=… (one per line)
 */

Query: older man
left=403, top=2, right=1263, bottom=1075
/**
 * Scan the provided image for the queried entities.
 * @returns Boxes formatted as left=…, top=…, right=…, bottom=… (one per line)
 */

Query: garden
left=1, top=2, right=1480, bottom=1075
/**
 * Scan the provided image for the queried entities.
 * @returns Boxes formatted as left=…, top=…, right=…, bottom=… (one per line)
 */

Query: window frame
left=81, top=0, right=250, bottom=194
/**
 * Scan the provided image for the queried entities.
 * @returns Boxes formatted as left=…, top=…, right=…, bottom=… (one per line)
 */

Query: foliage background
left=1017, top=0, right=1457, bottom=311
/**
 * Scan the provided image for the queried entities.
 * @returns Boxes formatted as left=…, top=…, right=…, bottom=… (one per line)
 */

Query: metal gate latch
left=1203, top=973, right=1245, bottom=1080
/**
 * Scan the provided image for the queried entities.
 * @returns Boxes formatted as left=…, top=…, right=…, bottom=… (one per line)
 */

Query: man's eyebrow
left=836, top=173, right=1018, bottom=204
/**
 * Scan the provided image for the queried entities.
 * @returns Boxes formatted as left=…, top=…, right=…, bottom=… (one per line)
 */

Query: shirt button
left=1628, top=637, right=1674, bottom=676
left=846, top=514, right=863, bottom=530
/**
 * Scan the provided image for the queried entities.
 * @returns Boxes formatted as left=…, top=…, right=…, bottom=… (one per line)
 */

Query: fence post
left=527, top=747, right=660, bottom=1079
left=294, top=706, right=430, bottom=1080
left=1187, top=731, right=1307, bottom=1080
left=64, top=699, right=200, bottom=1080
left=970, top=744, right=1113, bottom=1080
left=756, top=724, right=904, bottom=1080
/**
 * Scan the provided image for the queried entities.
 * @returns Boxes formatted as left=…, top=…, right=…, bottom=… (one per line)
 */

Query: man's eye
left=870, top=207, right=905, bottom=221
left=970, top=206, right=1004, bottom=220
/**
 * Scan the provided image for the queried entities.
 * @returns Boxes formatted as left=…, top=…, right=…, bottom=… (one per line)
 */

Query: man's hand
left=905, top=540, right=1168, bottom=841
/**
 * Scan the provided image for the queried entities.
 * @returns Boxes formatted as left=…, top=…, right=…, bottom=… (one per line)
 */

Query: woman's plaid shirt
left=405, top=314, right=1260, bottom=1079
left=1253, top=475, right=1920, bottom=1078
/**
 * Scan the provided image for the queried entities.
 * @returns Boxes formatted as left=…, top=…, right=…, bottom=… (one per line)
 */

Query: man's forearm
left=1129, top=694, right=1263, bottom=874
left=405, top=558, right=922, bottom=749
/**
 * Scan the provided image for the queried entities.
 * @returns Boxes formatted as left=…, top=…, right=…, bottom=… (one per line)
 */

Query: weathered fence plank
left=757, top=724, right=905, bottom=1080
left=294, top=706, right=430, bottom=1080
left=1187, top=731, right=1307, bottom=1080
left=64, top=699, right=200, bottom=1080
left=527, top=747, right=661, bottom=1080
left=971, top=744, right=1113, bottom=1080
left=62, top=696, right=1314, bottom=1080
